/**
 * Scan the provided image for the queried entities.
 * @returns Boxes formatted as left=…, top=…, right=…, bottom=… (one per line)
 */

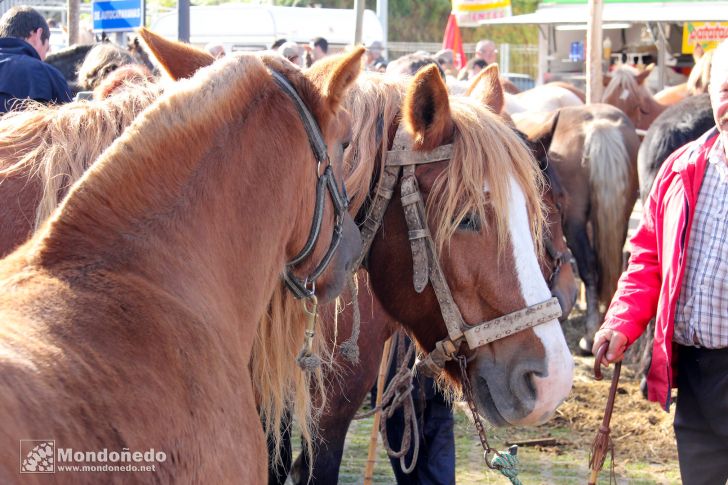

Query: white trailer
left=150, top=4, right=385, bottom=53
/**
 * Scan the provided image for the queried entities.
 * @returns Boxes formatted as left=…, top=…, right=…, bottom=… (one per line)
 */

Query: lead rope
left=354, top=331, right=420, bottom=474
left=339, top=275, right=361, bottom=364
left=457, top=356, right=522, bottom=485
left=296, top=296, right=322, bottom=371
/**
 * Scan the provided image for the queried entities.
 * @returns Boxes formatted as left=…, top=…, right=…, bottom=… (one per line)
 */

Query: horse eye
left=457, top=213, right=480, bottom=231
left=341, top=141, right=350, bottom=151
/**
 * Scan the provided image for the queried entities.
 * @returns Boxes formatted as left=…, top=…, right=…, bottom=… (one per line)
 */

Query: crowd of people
left=2, top=4, right=728, bottom=484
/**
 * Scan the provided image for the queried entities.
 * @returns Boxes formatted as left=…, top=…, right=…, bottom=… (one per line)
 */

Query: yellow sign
left=452, top=0, right=512, bottom=27
left=682, top=22, right=728, bottom=54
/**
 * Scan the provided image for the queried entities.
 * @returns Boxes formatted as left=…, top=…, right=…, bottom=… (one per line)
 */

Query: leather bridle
left=269, top=70, right=350, bottom=299
left=356, top=125, right=563, bottom=377
left=544, top=237, right=573, bottom=289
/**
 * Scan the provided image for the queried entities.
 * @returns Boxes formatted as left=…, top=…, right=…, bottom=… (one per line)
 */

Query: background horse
left=638, top=93, right=714, bottom=201
left=0, top=45, right=362, bottom=483
left=0, top=82, right=161, bottom=257
left=505, top=83, right=583, bottom=115
left=602, top=66, right=666, bottom=132
left=518, top=104, right=640, bottom=354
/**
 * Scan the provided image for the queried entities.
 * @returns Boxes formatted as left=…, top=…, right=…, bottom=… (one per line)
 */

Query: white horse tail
left=582, top=116, right=631, bottom=303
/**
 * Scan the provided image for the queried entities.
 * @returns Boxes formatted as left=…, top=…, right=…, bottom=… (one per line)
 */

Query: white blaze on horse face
left=619, top=88, right=630, bottom=101
left=506, top=176, right=574, bottom=425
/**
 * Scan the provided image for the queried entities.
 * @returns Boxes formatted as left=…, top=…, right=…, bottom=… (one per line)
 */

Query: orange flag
left=443, top=13, right=467, bottom=70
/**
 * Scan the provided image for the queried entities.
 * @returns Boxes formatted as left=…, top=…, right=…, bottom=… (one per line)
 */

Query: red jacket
left=602, top=128, right=720, bottom=410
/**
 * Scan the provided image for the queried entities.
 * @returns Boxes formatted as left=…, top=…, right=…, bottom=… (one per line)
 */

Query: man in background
left=0, top=6, right=71, bottom=114
left=308, top=36, right=328, bottom=64
left=475, top=39, right=498, bottom=64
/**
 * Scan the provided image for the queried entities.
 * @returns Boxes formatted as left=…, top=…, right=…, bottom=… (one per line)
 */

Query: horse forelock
left=427, top=96, right=545, bottom=258
left=602, top=68, right=645, bottom=107
left=343, top=73, right=407, bottom=216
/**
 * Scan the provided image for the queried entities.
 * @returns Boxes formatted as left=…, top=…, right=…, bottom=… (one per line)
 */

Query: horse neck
left=31, top=91, right=311, bottom=348
left=639, top=91, right=666, bottom=130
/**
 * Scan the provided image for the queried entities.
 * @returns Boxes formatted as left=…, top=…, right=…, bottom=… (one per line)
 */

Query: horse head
left=602, top=65, right=655, bottom=130
left=137, top=27, right=363, bottom=302
left=367, top=65, right=573, bottom=427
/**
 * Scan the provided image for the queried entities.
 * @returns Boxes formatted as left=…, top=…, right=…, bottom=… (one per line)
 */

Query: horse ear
left=306, top=47, right=365, bottom=113
left=636, top=64, right=654, bottom=85
left=466, top=63, right=504, bottom=114
left=137, top=27, right=214, bottom=80
left=602, top=73, right=612, bottom=87
left=526, top=110, right=560, bottom=162
left=403, top=64, right=453, bottom=150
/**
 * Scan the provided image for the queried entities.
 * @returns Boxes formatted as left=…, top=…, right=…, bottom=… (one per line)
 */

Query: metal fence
left=386, top=41, right=538, bottom=80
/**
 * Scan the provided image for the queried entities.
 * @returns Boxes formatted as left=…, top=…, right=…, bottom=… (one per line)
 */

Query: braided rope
left=339, top=275, right=361, bottom=364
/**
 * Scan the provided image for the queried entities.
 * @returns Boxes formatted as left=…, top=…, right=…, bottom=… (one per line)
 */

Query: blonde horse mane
left=582, top=116, right=631, bottom=302
left=0, top=82, right=161, bottom=230
left=687, top=50, right=713, bottom=95
left=344, top=73, right=545, bottom=259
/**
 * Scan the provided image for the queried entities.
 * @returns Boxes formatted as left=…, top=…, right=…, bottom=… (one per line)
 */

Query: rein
left=356, top=125, right=562, bottom=378
left=269, top=70, right=350, bottom=300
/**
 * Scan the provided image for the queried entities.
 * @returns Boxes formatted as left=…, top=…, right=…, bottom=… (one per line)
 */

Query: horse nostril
left=510, top=361, right=545, bottom=411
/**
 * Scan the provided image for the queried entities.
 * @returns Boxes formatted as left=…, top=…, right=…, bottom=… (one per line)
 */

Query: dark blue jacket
left=0, top=37, right=71, bottom=114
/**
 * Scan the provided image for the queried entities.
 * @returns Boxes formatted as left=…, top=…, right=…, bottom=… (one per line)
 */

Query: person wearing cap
left=434, top=48, right=457, bottom=78
left=0, top=6, right=71, bottom=114
left=278, top=41, right=302, bottom=67
left=365, top=40, right=388, bottom=72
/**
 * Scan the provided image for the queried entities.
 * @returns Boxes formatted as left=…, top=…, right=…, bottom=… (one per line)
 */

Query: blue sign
left=93, top=0, right=144, bottom=33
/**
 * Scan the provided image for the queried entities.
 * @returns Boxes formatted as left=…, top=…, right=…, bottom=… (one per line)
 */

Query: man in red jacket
left=593, top=38, right=728, bottom=485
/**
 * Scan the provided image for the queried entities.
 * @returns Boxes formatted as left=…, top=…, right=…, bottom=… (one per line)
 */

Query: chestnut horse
left=518, top=104, right=640, bottom=353
left=276, top=66, right=575, bottom=483
left=601, top=66, right=666, bottom=132
left=0, top=46, right=363, bottom=484
left=284, top=113, right=578, bottom=485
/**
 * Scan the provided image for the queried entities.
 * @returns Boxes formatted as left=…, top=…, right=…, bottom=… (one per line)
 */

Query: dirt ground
left=333, top=307, right=681, bottom=484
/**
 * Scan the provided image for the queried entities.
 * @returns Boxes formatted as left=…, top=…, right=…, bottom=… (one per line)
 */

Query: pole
left=178, top=0, right=190, bottom=43
left=363, top=336, right=393, bottom=485
left=656, top=23, right=667, bottom=92
left=376, top=0, right=388, bottom=56
left=67, top=0, right=79, bottom=45
left=586, top=0, right=604, bottom=104
left=354, top=0, right=365, bottom=46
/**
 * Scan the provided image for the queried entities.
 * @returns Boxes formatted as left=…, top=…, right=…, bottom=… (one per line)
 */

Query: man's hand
left=592, top=329, right=628, bottom=366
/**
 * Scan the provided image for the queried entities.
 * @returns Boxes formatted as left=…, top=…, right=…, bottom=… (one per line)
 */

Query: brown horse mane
left=344, top=73, right=545, bottom=257
left=0, top=81, right=161, bottom=230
